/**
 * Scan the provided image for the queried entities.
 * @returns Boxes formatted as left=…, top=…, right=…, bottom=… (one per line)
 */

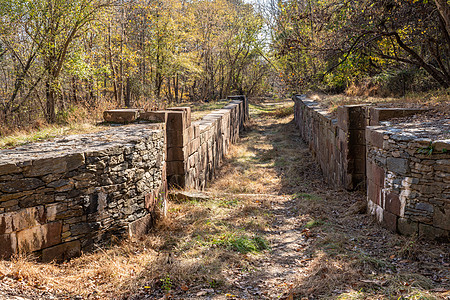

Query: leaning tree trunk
left=434, top=0, right=450, bottom=36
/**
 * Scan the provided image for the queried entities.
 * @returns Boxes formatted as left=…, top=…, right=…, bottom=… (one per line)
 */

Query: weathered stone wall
left=294, top=94, right=449, bottom=240
left=293, top=95, right=366, bottom=190
left=104, top=96, right=248, bottom=191
left=366, top=123, right=449, bottom=241
left=161, top=98, right=247, bottom=190
left=0, top=124, right=167, bottom=260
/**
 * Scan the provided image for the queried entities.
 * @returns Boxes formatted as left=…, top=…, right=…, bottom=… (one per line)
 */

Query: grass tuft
left=210, top=233, right=270, bottom=254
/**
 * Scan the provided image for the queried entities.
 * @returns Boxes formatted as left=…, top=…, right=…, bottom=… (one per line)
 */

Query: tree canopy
left=0, top=0, right=448, bottom=132
left=0, top=0, right=269, bottom=129
left=271, top=0, right=450, bottom=93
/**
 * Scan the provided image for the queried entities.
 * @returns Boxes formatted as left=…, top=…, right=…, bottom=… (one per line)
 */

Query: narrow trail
left=134, top=98, right=449, bottom=299
left=0, top=99, right=448, bottom=300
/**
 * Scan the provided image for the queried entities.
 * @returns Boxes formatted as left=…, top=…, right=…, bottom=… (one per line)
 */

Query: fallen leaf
left=181, top=285, right=189, bottom=291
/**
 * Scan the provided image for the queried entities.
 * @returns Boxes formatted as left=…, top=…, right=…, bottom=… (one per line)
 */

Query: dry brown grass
left=1, top=97, right=448, bottom=299
left=0, top=122, right=114, bottom=149
left=306, top=88, right=450, bottom=115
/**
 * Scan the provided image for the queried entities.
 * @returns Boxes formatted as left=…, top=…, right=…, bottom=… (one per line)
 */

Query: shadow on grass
left=120, top=99, right=449, bottom=299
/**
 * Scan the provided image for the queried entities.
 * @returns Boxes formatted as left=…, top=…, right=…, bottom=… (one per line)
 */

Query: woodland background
left=0, top=0, right=448, bottom=134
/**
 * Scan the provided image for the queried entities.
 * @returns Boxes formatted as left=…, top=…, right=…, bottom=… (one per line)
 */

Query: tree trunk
left=174, top=74, right=179, bottom=103
left=434, top=0, right=450, bottom=35
left=46, top=81, right=56, bottom=123
left=167, top=76, right=173, bottom=103
left=108, top=22, right=119, bottom=105
left=72, top=77, right=78, bottom=103
left=125, top=77, right=131, bottom=107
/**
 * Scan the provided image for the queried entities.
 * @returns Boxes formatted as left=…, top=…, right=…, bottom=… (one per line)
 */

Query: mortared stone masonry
left=0, top=124, right=167, bottom=261
left=0, top=96, right=248, bottom=261
left=294, top=95, right=448, bottom=241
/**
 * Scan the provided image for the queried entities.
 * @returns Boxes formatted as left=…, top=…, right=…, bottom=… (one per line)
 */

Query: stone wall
left=161, top=98, right=247, bottom=189
left=293, top=95, right=366, bottom=190
left=105, top=96, right=248, bottom=190
left=294, top=94, right=449, bottom=240
left=0, top=124, right=167, bottom=260
left=366, top=122, right=449, bottom=241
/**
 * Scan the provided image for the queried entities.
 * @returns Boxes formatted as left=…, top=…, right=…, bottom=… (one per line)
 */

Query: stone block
left=166, top=107, right=191, bottom=128
left=17, top=222, right=62, bottom=253
left=193, top=124, right=200, bottom=139
left=45, top=203, right=68, bottom=222
left=166, top=129, right=188, bottom=148
left=387, top=157, right=410, bottom=175
left=435, top=160, right=450, bottom=173
left=415, top=202, right=434, bottom=213
left=398, top=217, right=418, bottom=236
left=11, top=206, right=46, bottom=232
left=188, top=152, right=199, bottom=169
left=413, top=184, right=441, bottom=194
left=167, top=147, right=186, bottom=161
left=349, top=130, right=365, bottom=145
left=167, top=161, right=185, bottom=175
left=419, top=223, right=449, bottom=242
left=366, top=129, right=385, bottom=149
left=353, top=158, right=365, bottom=174
left=352, top=144, right=366, bottom=158
left=370, top=161, right=385, bottom=187
left=0, top=163, right=21, bottom=176
left=185, top=125, right=193, bottom=142
left=23, top=154, right=84, bottom=177
left=0, top=213, right=14, bottom=234
left=41, top=240, right=81, bottom=262
left=189, top=138, right=200, bottom=156
left=431, top=139, right=449, bottom=152
left=348, top=106, right=366, bottom=129
left=139, top=111, right=168, bottom=123
left=0, top=233, right=17, bottom=257
left=413, top=163, right=433, bottom=172
left=433, top=207, right=450, bottom=231
left=66, top=153, right=85, bottom=171
left=145, top=191, right=156, bottom=211
left=70, top=223, right=92, bottom=237
left=26, top=157, right=66, bottom=177
left=385, top=192, right=401, bottom=216
left=337, top=106, right=349, bottom=131
left=0, top=178, right=45, bottom=193
left=368, top=180, right=381, bottom=205
left=128, top=214, right=153, bottom=239
left=166, top=111, right=186, bottom=131
left=103, top=109, right=140, bottom=123
left=382, top=210, right=397, bottom=232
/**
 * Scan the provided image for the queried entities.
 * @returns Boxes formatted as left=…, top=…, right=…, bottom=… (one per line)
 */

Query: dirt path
left=0, top=99, right=448, bottom=300
left=128, top=99, right=449, bottom=299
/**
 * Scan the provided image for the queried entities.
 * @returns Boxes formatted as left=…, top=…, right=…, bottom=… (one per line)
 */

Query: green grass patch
left=305, top=219, right=324, bottom=228
left=208, top=233, right=270, bottom=254
left=0, top=123, right=108, bottom=149
left=265, top=105, right=294, bottom=118
left=190, top=100, right=229, bottom=112
left=218, top=198, right=239, bottom=208
left=294, top=193, right=322, bottom=201
left=0, top=127, right=62, bottom=148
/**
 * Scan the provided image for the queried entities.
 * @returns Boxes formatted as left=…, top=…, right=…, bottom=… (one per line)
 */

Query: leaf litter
left=0, top=98, right=449, bottom=299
